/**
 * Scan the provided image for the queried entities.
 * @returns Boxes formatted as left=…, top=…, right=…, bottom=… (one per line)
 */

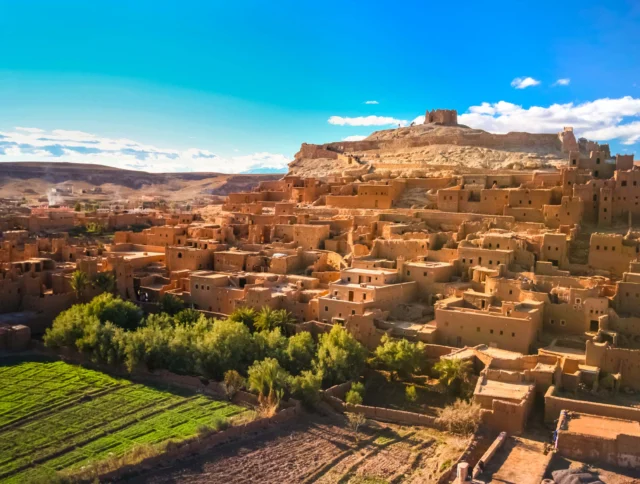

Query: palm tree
left=254, top=307, right=296, bottom=333
left=229, top=307, right=258, bottom=331
left=433, top=358, right=473, bottom=396
left=70, top=270, right=89, bottom=300
left=93, top=272, right=116, bottom=294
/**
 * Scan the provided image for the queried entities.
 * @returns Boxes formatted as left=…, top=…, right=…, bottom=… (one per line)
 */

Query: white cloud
left=459, top=96, right=640, bottom=145
left=0, top=127, right=289, bottom=174
left=342, top=135, right=367, bottom=142
left=364, top=100, right=379, bottom=105
left=510, top=77, right=541, bottom=89
left=328, top=115, right=408, bottom=127
left=554, top=78, right=571, bottom=86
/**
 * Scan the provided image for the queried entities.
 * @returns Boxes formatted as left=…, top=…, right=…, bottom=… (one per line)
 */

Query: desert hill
left=0, top=162, right=281, bottom=203
left=288, top=121, right=596, bottom=179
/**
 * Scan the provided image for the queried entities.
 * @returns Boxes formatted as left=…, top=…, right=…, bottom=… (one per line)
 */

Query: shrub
left=345, top=381, right=365, bottom=405
left=346, top=412, right=367, bottom=444
left=315, top=325, right=367, bottom=386
left=436, top=400, right=483, bottom=434
left=405, top=384, right=418, bottom=403
left=254, top=307, right=295, bottom=332
left=223, top=369, right=246, bottom=400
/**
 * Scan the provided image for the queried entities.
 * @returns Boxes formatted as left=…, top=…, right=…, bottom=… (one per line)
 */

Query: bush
left=315, top=325, right=367, bottom=386
left=345, top=381, right=365, bottom=405
left=405, top=385, right=418, bottom=403
left=436, top=400, right=483, bottom=434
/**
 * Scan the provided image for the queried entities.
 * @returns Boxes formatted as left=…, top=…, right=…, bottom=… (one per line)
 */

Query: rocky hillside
left=288, top=123, right=591, bottom=178
left=0, top=162, right=281, bottom=202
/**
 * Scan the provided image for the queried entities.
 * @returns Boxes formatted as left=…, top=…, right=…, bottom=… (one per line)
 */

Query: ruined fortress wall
left=312, top=132, right=563, bottom=159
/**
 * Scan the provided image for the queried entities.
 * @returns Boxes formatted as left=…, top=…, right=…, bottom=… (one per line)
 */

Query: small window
left=511, top=332, right=515, bottom=337
left=477, top=327, right=481, bottom=332
left=324, top=306, right=328, bottom=311
left=560, top=320, right=566, bottom=326
left=490, top=329, right=494, bottom=334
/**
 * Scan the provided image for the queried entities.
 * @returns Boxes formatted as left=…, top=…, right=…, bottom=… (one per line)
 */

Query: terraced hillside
left=0, top=357, right=247, bottom=483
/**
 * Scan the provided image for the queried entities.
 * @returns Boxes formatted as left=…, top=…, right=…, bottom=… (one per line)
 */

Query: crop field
left=0, top=357, right=248, bottom=483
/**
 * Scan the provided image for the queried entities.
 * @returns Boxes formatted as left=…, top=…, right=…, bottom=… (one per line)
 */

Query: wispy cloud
left=328, top=115, right=408, bottom=127
left=510, top=77, right=541, bottom=89
left=553, top=78, right=571, bottom=86
left=459, top=96, right=640, bottom=145
left=0, top=127, right=289, bottom=173
left=364, top=100, right=379, bottom=105
left=342, top=135, right=367, bottom=141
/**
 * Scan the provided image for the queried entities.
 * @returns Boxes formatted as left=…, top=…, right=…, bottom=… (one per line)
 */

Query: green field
left=0, top=357, right=248, bottom=483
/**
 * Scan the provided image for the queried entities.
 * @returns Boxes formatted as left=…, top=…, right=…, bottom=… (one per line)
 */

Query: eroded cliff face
left=289, top=124, right=600, bottom=179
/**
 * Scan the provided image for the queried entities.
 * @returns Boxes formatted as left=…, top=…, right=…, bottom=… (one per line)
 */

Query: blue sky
left=1, top=0, right=639, bottom=173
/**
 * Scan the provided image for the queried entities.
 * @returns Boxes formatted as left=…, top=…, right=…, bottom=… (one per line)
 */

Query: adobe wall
left=556, top=429, right=640, bottom=469
left=544, top=385, right=640, bottom=422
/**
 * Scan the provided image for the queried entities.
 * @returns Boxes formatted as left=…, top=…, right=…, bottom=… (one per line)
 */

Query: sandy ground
left=130, top=413, right=470, bottom=484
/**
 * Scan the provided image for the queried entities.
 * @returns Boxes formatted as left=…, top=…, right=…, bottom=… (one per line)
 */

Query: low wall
left=322, top=382, right=440, bottom=428
left=556, top=430, right=640, bottom=469
left=544, top=385, right=640, bottom=423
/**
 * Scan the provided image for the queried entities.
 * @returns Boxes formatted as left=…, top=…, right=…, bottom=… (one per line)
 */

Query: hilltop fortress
left=2, top=110, right=640, bottom=473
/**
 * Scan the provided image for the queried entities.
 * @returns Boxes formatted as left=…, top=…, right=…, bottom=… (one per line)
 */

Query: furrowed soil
left=133, top=414, right=470, bottom=484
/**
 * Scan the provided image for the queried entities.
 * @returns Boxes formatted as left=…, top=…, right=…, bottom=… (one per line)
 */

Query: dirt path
left=131, top=414, right=468, bottom=484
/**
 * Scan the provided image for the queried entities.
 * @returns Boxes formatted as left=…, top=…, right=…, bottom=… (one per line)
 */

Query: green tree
left=159, top=293, right=185, bottom=315
left=433, top=358, right=473, bottom=396
left=290, top=370, right=323, bottom=408
left=85, top=293, right=144, bottom=330
left=229, top=307, right=258, bottom=331
left=374, top=334, right=425, bottom=380
left=284, top=331, right=316, bottom=374
left=254, top=307, right=279, bottom=332
left=92, top=271, right=116, bottom=294
left=74, top=202, right=82, bottom=212
left=247, top=357, right=290, bottom=406
left=196, top=319, right=254, bottom=380
left=253, top=328, right=287, bottom=363
left=70, top=270, right=89, bottom=300
left=254, top=307, right=296, bottom=333
left=173, top=308, right=202, bottom=326
left=315, top=325, right=367, bottom=386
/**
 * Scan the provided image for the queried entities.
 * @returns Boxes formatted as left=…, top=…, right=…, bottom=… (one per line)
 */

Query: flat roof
left=476, top=379, right=531, bottom=401
left=565, top=413, right=640, bottom=440
left=343, top=268, right=397, bottom=275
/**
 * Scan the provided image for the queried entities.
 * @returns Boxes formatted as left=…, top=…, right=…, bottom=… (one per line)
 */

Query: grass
left=0, top=357, right=248, bottom=483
